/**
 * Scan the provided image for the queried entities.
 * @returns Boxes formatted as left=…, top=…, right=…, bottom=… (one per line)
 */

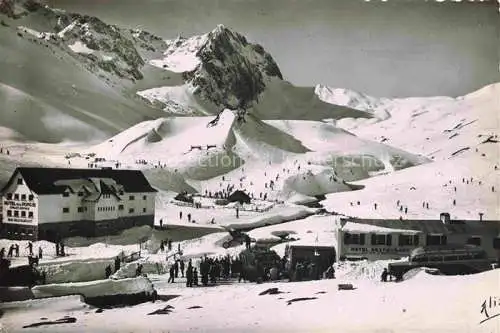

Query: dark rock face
left=186, top=25, right=283, bottom=110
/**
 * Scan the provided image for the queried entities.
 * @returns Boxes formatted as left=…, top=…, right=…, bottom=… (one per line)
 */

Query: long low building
left=0, top=167, right=157, bottom=241
left=336, top=213, right=500, bottom=261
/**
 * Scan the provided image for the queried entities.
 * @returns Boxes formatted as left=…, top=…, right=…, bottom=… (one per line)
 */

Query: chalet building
left=337, top=213, right=500, bottom=261
left=0, top=167, right=157, bottom=241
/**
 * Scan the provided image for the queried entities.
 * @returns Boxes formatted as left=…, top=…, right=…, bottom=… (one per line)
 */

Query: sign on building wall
left=3, top=200, right=36, bottom=223
left=4, top=200, right=36, bottom=209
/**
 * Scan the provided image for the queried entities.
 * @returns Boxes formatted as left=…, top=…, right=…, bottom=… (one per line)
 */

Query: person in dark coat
left=193, top=268, right=199, bottom=286
left=174, top=260, right=179, bottom=278
left=381, top=268, right=388, bottom=282
left=0, top=247, right=4, bottom=259
left=168, top=265, right=175, bottom=283
left=160, top=241, right=165, bottom=252
left=26, top=242, right=33, bottom=256
left=114, top=256, right=121, bottom=272
left=37, top=246, right=43, bottom=259
left=55, top=242, right=60, bottom=256
left=105, top=265, right=112, bottom=278
left=15, top=244, right=19, bottom=257
left=135, top=263, right=143, bottom=277
left=168, top=240, right=172, bottom=251
left=60, top=243, right=65, bottom=256
left=7, top=245, right=13, bottom=257
left=244, top=234, right=251, bottom=249
left=180, top=259, right=185, bottom=278
left=186, top=261, right=193, bottom=287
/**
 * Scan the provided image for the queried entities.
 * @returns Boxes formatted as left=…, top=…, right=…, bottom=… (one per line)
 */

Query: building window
left=14, top=194, right=19, bottom=200
left=143, top=195, right=147, bottom=200
left=78, top=192, right=83, bottom=197
left=78, top=207, right=84, bottom=213
left=119, top=205, right=124, bottom=210
left=6, top=193, right=12, bottom=200
left=63, top=192, right=69, bottom=197
left=344, top=232, right=365, bottom=245
left=21, top=194, right=26, bottom=201
left=467, top=236, right=481, bottom=246
left=21, top=211, right=26, bottom=217
left=28, top=194, right=34, bottom=201
left=371, top=234, right=392, bottom=246
left=14, top=210, right=19, bottom=217
left=143, top=208, right=146, bottom=213
left=493, top=238, right=500, bottom=249
left=399, top=234, right=419, bottom=246
left=17, top=178, right=23, bottom=185
left=28, top=211, right=33, bottom=218
left=129, top=208, right=134, bottom=213
left=7, top=210, right=12, bottom=217
left=426, top=234, right=447, bottom=246
left=63, top=207, right=70, bottom=213
left=129, top=195, right=135, bottom=201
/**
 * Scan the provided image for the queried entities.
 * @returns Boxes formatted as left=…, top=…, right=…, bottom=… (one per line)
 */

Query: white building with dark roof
left=0, top=167, right=157, bottom=241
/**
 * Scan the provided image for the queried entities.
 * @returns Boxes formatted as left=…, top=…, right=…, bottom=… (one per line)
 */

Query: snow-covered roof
left=342, top=221, right=421, bottom=235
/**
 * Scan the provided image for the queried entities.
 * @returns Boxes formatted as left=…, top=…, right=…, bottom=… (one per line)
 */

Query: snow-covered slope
left=83, top=107, right=428, bottom=198
left=320, top=82, right=500, bottom=219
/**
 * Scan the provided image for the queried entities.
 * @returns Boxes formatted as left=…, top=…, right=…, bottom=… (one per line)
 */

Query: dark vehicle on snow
left=239, top=247, right=281, bottom=283
left=222, top=227, right=255, bottom=249
left=388, top=244, right=495, bottom=281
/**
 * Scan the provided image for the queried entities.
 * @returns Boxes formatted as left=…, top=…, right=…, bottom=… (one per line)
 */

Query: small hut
left=227, top=190, right=251, bottom=205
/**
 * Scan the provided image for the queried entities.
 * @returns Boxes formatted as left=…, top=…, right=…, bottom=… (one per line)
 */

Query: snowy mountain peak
left=150, top=25, right=283, bottom=110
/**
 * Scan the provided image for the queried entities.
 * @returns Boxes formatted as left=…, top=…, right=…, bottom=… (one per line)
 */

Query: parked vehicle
left=388, top=244, right=496, bottom=281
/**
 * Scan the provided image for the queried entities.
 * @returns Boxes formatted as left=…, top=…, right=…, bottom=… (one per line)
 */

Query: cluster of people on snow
left=0, top=242, right=47, bottom=266
left=0, top=147, right=11, bottom=155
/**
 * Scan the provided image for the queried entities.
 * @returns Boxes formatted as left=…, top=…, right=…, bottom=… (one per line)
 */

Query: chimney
left=440, top=212, right=451, bottom=224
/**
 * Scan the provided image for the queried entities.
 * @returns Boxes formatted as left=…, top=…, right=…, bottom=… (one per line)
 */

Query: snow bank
left=40, top=258, right=116, bottom=284
left=112, top=259, right=167, bottom=279
left=31, top=277, right=154, bottom=299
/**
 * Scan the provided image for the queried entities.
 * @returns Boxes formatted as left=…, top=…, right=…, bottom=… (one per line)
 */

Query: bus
left=388, top=244, right=496, bottom=281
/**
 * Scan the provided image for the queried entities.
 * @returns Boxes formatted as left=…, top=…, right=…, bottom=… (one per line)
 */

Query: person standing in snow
left=38, top=246, right=43, bottom=259
left=193, top=268, right=199, bottom=286
left=26, top=242, right=33, bottom=256
left=187, top=213, right=191, bottom=222
left=179, top=211, right=183, bottom=220
left=159, top=218, right=163, bottom=229
left=168, top=264, right=175, bottom=283
left=174, top=260, right=179, bottom=278
left=381, top=268, right=388, bottom=282
left=160, top=241, right=165, bottom=252
left=105, top=265, right=112, bottom=279
left=186, top=260, right=193, bottom=287
left=135, top=263, right=143, bottom=277
left=114, top=256, right=121, bottom=272
left=180, top=259, right=185, bottom=278
left=0, top=247, right=4, bottom=259
left=168, top=240, right=172, bottom=251
left=15, top=244, right=19, bottom=257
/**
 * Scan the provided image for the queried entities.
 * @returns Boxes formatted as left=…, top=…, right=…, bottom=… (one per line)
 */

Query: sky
left=46, top=0, right=499, bottom=98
